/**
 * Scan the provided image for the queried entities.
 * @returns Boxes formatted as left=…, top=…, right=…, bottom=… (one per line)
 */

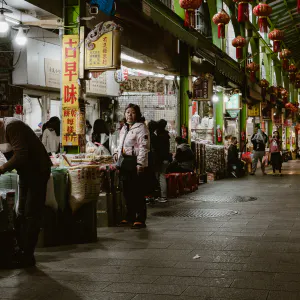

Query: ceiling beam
left=25, top=0, right=63, bottom=17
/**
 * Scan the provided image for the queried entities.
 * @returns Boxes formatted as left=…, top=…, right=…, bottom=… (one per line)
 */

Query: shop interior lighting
left=5, top=16, right=19, bottom=25
left=121, top=53, right=144, bottom=64
left=212, top=94, right=219, bottom=103
left=165, top=75, right=175, bottom=80
left=0, top=1, right=12, bottom=33
left=15, top=27, right=27, bottom=46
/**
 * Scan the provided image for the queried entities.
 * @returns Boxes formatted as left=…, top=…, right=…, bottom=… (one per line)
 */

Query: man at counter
left=0, top=117, right=52, bottom=268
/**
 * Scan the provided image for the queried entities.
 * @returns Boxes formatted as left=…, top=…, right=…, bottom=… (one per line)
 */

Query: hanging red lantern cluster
left=269, top=86, right=277, bottom=104
left=289, top=64, right=298, bottom=83
left=259, top=79, right=269, bottom=100
left=285, top=103, right=298, bottom=112
left=253, top=3, right=272, bottom=33
left=281, top=88, right=288, bottom=104
left=232, top=36, right=246, bottom=59
left=212, top=9, right=231, bottom=39
left=233, top=0, right=253, bottom=22
left=179, top=0, right=203, bottom=28
left=279, top=49, right=292, bottom=71
left=246, top=62, right=259, bottom=82
left=268, top=29, right=284, bottom=53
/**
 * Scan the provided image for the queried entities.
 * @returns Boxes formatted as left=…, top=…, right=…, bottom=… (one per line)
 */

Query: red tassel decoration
left=250, top=71, right=256, bottom=83
left=290, top=73, right=296, bottom=83
left=298, top=0, right=300, bottom=13
left=282, top=59, right=289, bottom=71
left=236, top=47, right=243, bottom=59
left=184, top=10, right=190, bottom=27
left=258, top=17, right=268, bottom=33
left=218, top=24, right=225, bottom=39
left=238, top=2, right=249, bottom=22
left=270, top=94, right=276, bottom=104
left=261, top=88, right=266, bottom=101
left=273, top=40, right=281, bottom=53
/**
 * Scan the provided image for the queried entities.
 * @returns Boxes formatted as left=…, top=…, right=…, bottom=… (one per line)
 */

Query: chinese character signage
left=62, top=108, right=78, bottom=146
left=192, top=76, right=213, bottom=101
left=62, top=35, right=80, bottom=146
left=85, top=22, right=121, bottom=71
left=45, top=59, right=61, bottom=89
left=248, top=103, right=260, bottom=117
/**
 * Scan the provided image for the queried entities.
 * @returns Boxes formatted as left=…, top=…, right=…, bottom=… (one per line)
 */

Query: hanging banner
left=62, top=35, right=80, bottom=146
left=85, top=22, right=121, bottom=71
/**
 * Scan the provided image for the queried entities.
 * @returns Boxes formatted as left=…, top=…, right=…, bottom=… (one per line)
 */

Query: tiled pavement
left=2, top=161, right=300, bottom=299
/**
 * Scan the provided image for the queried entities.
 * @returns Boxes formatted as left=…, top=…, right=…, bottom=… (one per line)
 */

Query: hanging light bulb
left=15, top=27, right=27, bottom=46
left=212, top=94, right=219, bottom=103
left=224, top=95, right=229, bottom=103
left=0, top=13, right=8, bottom=33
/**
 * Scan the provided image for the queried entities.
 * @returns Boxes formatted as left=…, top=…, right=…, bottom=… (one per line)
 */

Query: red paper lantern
left=253, top=3, right=272, bottom=33
left=268, top=29, right=284, bottom=53
left=259, top=79, right=269, bottom=100
left=233, top=0, right=253, bottom=22
left=246, top=62, right=259, bottom=82
left=279, top=49, right=292, bottom=71
left=179, top=0, right=203, bottom=28
left=232, top=36, right=246, bottom=59
left=212, top=10, right=230, bottom=39
left=269, top=86, right=277, bottom=104
left=289, top=64, right=298, bottom=83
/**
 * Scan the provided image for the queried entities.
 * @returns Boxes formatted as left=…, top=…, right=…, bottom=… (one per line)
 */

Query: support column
left=179, top=41, right=191, bottom=141
left=240, top=102, right=247, bottom=149
left=215, top=92, right=223, bottom=145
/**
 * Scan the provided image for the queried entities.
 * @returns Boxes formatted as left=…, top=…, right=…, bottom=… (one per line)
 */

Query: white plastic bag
left=0, top=152, right=7, bottom=166
left=94, top=144, right=110, bottom=156
left=86, top=141, right=97, bottom=153
left=45, top=174, right=58, bottom=211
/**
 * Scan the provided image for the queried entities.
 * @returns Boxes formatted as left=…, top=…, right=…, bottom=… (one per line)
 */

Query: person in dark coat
left=155, top=119, right=171, bottom=202
left=167, top=137, right=194, bottom=173
left=228, top=137, right=245, bottom=178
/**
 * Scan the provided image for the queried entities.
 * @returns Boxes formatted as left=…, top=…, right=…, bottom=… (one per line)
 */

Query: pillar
left=179, top=41, right=191, bottom=141
left=215, top=92, right=223, bottom=145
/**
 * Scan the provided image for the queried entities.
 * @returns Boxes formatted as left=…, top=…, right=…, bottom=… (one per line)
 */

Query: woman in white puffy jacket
left=117, top=104, right=150, bottom=229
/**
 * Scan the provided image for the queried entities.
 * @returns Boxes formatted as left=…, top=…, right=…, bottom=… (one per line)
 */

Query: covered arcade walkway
left=2, top=161, right=300, bottom=299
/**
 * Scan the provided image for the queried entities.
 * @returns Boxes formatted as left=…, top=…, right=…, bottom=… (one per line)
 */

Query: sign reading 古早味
left=62, top=35, right=80, bottom=146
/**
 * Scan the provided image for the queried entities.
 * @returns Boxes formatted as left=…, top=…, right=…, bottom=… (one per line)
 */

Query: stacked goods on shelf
left=205, top=145, right=226, bottom=179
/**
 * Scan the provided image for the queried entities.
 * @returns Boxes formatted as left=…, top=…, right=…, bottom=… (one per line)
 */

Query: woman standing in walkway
left=270, top=131, right=282, bottom=176
left=42, top=116, right=60, bottom=155
left=117, top=104, right=150, bottom=229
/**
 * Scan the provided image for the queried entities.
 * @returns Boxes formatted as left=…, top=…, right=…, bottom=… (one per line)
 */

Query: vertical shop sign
left=62, top=35, right=79, bottom=146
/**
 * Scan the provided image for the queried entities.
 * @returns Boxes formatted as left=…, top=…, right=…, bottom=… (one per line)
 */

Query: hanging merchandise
left=289, top=64, right=298, bottom=83
left=216, top=126, right=222, bottom=143
left=259, top=79, right=269, bottom=101
left=233, top=0, right=253, bottom=22
left=246, top=62, right=259, bottom=82
left=253, top=3, right=272, bottom=33
left=268, top=29, right=284, bottom=53
left=212, top=9, right=231, bottom=39
left=269, top=86, right=277, bottom=105
left=181, top=124, right=188, bottom=139
left=179, top=0, right=203, bottom=28
left=14, top=104, right=23, bottom=115
left=232, top=36, right=246, bottom=59
left=279, top=49, right=292, bottom=71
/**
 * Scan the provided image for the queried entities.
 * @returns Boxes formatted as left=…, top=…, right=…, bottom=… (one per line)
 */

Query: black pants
left=122, top=171, right=146, bottom=223
left=166, top=161, right=192, bottom=174
left=271, top=152, right=282, bottom=173
left=15, top=170, right=50, bottom=257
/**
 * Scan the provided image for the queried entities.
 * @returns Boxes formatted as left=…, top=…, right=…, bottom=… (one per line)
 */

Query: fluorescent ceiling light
left=5, top=16, right=19, bottom=25
left=165, top=75, right=175, bottom=80
left=0, top=13, right=8, bottom=33
left=121, top=53, right=144, bottom=64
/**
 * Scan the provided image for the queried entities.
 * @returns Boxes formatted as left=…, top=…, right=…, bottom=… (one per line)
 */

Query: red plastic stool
left=183, top=172, right=198, bottom=193
left=165, top=173, right=180, bottom=198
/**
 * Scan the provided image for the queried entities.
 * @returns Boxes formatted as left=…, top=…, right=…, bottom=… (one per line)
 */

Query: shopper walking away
left=167, top=137, right=194, bottom=173
left=116, top=104, right=150, bottom=229
left=270, top=131, right=282, bottom=176
left=155, top=119, right=171, bottom=203
left=228, top=137, right=245, bottom=178
left=0, top=118, right=52, bottom=268
left=250, top=127, right=268, bottom=175
left=145, top=120, right=159, bottom=203
left=42, top=116, right=60, bottom=155
left=92, top=119, right=110, bottom=153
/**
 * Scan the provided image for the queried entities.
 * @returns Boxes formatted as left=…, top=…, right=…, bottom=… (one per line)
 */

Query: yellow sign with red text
left=62, top=35, right=79, bottom=146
